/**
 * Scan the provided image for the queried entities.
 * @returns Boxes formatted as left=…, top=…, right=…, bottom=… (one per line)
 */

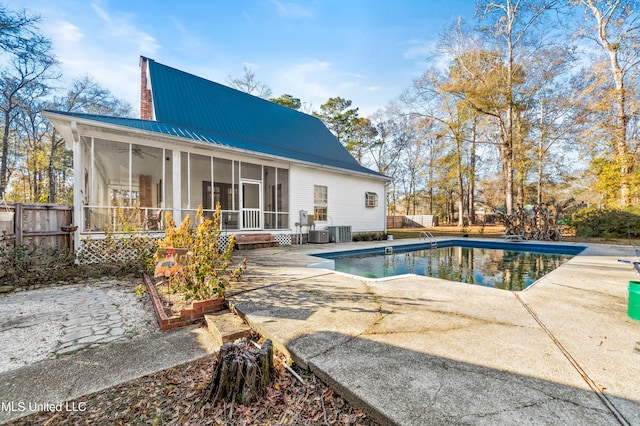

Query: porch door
left=241, top=180, right=261, bottom=229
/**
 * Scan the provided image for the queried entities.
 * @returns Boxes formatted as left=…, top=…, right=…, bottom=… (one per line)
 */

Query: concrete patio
left=228, top=238, right=640, bottom=425
left=2, top=237, right=638, bottom=425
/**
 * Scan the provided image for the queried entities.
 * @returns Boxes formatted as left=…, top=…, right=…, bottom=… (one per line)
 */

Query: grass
left=388, top=224, right=640, bottom=248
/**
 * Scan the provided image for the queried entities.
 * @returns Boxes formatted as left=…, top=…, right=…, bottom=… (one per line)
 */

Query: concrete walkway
left=228, top=239, right=640, bottom=425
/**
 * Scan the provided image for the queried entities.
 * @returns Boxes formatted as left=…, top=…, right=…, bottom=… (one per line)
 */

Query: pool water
left=316, top=240, right=585, bottom=291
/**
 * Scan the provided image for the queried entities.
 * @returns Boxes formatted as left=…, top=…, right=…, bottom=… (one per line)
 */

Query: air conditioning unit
left=308, top=230, right=329, bottom=243
left=327, top=226, right=352, bottom=243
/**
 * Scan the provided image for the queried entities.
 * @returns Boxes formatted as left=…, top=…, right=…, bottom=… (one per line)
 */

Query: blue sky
left=5, top=0, right=476, bottom=116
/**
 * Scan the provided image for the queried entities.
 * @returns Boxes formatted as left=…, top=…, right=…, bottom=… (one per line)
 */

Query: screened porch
left=79, top=136, right=290, bottom=233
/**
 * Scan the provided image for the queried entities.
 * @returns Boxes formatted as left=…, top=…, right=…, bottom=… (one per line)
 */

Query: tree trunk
left=205, top=339, right=274, bottom=405
left=48, top=130, right=58, bottom=203
left=584, top=0, right=632, bottom=207
left=455, top=135, right=464, bottom=227
left=468, top=121, right=476, bottom=225
left=0, top=111, right=11, bottom=200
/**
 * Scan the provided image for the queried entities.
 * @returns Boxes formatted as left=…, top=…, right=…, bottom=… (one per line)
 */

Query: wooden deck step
left=235, top=233, right=279, bottom=250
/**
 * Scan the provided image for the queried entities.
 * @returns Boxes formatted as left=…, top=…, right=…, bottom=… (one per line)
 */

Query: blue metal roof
left=46, top=58, right=385, bottom=178
left=45, top=110, right=385, bottom=176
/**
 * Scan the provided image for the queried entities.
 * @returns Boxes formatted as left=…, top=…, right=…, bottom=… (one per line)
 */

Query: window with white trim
left=314, top=185, right=327, bottom=221
left=365, top=192, right=378, bottom=207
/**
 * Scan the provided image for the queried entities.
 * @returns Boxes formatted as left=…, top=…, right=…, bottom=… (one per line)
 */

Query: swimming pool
left=314, top=240, right=586, bottom=291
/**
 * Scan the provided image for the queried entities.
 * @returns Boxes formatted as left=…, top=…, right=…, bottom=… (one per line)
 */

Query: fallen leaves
left=9, top=350, right=377, bottom=426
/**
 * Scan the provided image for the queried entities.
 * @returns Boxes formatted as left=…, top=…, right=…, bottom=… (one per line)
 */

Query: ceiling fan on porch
left=117, top=146, right=157, bottom=159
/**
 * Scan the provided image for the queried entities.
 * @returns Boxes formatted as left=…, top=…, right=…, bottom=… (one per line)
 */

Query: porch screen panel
left=263, top=166, right=289, bottom=230
left=131, top=145, right=163, bottom=229
left=189, top=153, right=210, bottom=211
left=96, top=140, right=130, bottom=206
left=81, top=137, right=96, bottom=231
left=81, top=137, right=93, bottom=205
left=180, top=152, right=189, bottom=209
left=91, top=139, right=130, bottom=231
left=277, top=168, right=289, bottom=229
left=213, top=158, right=238, bottom=229
left=263, top=166, right=276, bottom=229
left=164, top=150, right=173, bottom=211
left=233, top=161, right=239, bottom=210
left=241, top=162, right=261, bottom=180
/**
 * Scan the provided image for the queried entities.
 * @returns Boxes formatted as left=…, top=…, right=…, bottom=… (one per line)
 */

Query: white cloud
left=90, top=3, right=110, bottom=23
left=163, top=17, right=210, bottom=56
left=275, top=59, right=334, bottom=99
left=35, top=3, right=161, bottom=113
left=340, top=81, right=359, bottom=90
left=49, top=21, right=84, bottom=43
left=242, top=62, right=260, bottom=70
left=401, top=39, right=434, bottom=60
left=269, top=59, right=390, bottom=114
left=269, top=0, right=314, bottom=19
left=85, top=3, right=160, bottom=55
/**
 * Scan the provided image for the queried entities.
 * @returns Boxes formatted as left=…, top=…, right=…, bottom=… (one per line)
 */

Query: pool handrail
left=419, top=231, right=437, bottom=248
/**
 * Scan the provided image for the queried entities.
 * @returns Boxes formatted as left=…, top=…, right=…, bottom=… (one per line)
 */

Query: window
left=314, top=185, right=327, bottom=221
left=365, top=192, right=378, bottom=207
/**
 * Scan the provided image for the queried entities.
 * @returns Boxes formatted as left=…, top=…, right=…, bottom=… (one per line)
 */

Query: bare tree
left=227, top=66, right=272, bottom=98
left=570, top=0, right=640, bottom=207
left=45, top=76, right=132, bottom=202
left=0, top=51, right=58, bottom=199
left=0, top=5, right=57, bottom=200
left=0, top=5, right=47, bottom=57
left=366, top=106, right=414, bottom=176
left=476, top=0, right=561, bottom=214
left=12, top=99, right=50, bottom=202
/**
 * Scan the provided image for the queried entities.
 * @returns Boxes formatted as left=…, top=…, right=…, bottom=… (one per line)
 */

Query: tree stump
left=204, top=339, right=274, bottom=405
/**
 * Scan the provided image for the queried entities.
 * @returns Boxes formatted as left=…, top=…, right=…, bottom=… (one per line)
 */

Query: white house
left=43, top=57, right=389, bottom=249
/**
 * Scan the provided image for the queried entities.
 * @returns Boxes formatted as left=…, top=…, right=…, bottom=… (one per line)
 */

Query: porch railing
left=242, top=209, right=260, bottom=229
left=81, top=206, right=245, bottom=232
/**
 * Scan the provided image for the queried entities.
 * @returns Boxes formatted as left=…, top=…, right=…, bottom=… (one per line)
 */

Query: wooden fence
left=0, top=203, right=74, bottom=251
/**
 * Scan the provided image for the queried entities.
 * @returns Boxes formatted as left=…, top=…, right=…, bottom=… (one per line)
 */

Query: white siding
left=65, top=118, right=387, bottom=235
left=289, top=165, right=387, bottom=232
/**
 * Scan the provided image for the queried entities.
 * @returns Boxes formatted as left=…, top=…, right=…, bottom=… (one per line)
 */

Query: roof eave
left=42, top=111, right=390, bottom=182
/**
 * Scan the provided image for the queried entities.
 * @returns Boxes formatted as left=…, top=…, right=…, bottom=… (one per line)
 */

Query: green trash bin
left=629, top=281, right=640, bottom=320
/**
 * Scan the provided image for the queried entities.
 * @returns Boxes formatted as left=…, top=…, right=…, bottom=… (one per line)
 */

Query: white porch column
left=72, top=123, right=82, bottom=252
left=172, top=150, right=181, bottom=223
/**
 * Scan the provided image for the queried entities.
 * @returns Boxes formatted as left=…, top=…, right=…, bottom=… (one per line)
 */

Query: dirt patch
left=151, top=276, right=194, bottom=317
left=144, top=275, right=225, bottom=331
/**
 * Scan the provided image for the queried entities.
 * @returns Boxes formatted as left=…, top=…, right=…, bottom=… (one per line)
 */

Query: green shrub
left=158, top=204, right=246, bottom=301
left=352, top=231, right=387, bottom=242
left=567, top=207, right=640, bottom=238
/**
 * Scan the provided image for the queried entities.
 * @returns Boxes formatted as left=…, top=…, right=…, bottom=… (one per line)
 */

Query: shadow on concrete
left=287, top=330, right=636, bottom=426
left=0, top=325, right=217, bottom=424
left=230, top=277, right=533, bottom=332
left=229, top=242, right=640, bottom=425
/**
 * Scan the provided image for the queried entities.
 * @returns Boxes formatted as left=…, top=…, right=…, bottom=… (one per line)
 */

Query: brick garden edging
left=143, top=274, right=225, bottom=331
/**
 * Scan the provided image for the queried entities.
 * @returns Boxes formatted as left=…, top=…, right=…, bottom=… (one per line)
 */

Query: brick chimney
left=139, top=56, right=154, bottom=120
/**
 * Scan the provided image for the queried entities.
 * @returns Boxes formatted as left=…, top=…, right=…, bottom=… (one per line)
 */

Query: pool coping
left=306, top=238, right=587, bottom=287
left=228, top=238, right=640, bottom=425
